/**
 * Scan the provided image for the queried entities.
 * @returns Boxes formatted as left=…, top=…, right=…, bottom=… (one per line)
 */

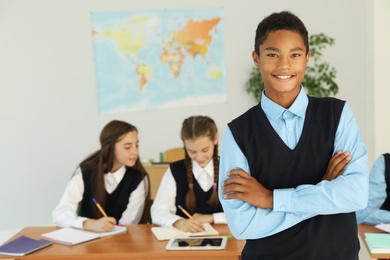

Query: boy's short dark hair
left=254, top=11, right=309, bottom=55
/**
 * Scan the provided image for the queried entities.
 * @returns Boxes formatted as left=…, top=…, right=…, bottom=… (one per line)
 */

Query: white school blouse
left=151, top=160, right=226, bottom=227
left=52, top=165, right=146, bottom=229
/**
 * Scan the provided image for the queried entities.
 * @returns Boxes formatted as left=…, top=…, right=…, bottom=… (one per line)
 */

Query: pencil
left=178, top=205, right=193, bottom=219
left=92, top=197, right=108, bottom=217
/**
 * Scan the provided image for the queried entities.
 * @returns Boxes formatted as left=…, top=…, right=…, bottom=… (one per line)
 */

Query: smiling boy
left=218, top=11, right=369, bottom=259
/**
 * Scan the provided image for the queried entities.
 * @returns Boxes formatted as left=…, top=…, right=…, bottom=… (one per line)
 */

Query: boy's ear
left=252, top=51, right=260, bottom=68
left=306, top=51, right=311, bottom=64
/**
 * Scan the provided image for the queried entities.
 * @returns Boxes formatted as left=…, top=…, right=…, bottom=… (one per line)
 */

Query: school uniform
left=218, top=87, right=369, bottom=260
left=151, top=159, right=226, bottom=227
left=170, top=160, right=223, bottom=217
left=79, top=165, right=144, bottom=222
left=53, top=165, right=147, bottom=229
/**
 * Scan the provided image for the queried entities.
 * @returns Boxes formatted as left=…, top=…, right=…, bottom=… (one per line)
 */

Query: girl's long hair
left=181, top=116, right=220, bottom=213
left=78, top=120, right=150, bottom=223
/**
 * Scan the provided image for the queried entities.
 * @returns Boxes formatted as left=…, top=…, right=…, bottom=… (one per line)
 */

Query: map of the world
left=91, top=8, right=226, bottom=114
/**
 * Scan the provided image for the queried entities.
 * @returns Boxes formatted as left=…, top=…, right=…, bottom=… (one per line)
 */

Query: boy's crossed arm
left=221, top=151, right=351, bottom=209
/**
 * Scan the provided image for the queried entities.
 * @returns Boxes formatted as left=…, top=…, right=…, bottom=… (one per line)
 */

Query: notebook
left=151, top=223, right=219, bottom=241
left=364, top=233, right=390, bottom=254
left=375, top=223, right=390, bottom=233
left=0, top=235, right=52, bottom=256
left=40, top=225, right=127, bottom=246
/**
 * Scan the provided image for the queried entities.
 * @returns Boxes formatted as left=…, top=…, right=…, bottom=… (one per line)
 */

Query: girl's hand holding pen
left=173, top=218, right=204, bottom=233
left=175, top=205, right=204, bottom=232
left=84, top=197, right=116, bottom=232
left=82, top=217, right=117, bottom=232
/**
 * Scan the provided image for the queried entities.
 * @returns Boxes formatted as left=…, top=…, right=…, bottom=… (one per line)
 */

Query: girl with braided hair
left=151, top=115, right=226, bottom=232
left=53, top=120, right=150, bottom=232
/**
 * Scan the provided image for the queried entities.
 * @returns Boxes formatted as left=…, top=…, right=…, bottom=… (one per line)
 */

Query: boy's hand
left=221, top=168, right=273, bottom=209
left=322, top=151, right=352, bottom=181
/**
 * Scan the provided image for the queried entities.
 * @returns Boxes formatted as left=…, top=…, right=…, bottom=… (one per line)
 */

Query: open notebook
left=151, top=223, right=219, bottom=241
left=40, top=225, right=127, bottom=246
left=375, top=223, right=390, bottom=233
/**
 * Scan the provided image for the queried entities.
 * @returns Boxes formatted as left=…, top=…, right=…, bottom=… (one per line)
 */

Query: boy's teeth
left=277, top=75, right=291, bottom=79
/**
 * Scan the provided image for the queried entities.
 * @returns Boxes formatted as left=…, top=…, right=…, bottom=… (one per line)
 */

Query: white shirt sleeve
left=213, top=212, right=227, bottom=224
left=118, top=177, right=147, bottom=225
left=52, top=167, right=88, bottom=229
left=150, top=167, right=182, bottom=227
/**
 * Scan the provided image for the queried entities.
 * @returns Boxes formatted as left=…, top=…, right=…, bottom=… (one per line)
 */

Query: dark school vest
left=79, top=166, right=144, bottom=223
left=170, top=160, right=223, bottom=216
left=228, top=96, right=359, bottom=260
left=380, top=153, right=390, bottom=210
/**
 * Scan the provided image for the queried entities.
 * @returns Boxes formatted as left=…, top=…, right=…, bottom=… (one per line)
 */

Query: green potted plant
left=245, top=33, right=339, bottom=102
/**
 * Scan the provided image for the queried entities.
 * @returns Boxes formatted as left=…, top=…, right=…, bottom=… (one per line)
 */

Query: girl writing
left=151, top=115, right=226, bottom=232
left=53, top=120, right=150, bottom=232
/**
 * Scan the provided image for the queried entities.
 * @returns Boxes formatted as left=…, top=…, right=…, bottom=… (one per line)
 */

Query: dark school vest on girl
left=169, top=160, right=223, bottom=216
left=228, top=96, right=359, bottom=260
left=380, top=153, right=390, bottom=210
left=79, top=166, right=144, bottom=223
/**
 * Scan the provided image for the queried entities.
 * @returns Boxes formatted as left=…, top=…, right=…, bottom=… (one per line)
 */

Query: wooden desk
left=0, top=224, right=244, bottom=260
left=143, top=163, right=169, bottom=200
left=358, top=224, right=390, bottom=260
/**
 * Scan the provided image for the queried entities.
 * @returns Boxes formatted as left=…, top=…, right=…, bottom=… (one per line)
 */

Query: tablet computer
left=165, top=236, right=228, bottom=250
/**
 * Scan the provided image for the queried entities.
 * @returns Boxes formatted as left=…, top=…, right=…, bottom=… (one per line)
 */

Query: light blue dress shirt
left=218, top=87, right=369, bottom=240
left=356, top=155, right=390, bottom=225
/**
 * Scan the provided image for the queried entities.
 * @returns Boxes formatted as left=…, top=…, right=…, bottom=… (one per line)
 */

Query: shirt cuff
left=213, top=212, right=227, bottom=224
left=273, top=188, right=294, bottom=212
left=75, top=217, right=88, bottom=229
left=167, top=215, right=183, bottom=228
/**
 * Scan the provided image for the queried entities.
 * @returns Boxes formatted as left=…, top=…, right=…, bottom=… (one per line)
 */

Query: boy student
left=218, top=11, right=369, bottom=259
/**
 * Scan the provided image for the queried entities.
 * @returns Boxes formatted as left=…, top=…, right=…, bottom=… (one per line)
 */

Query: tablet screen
left=166, top=236, right=227, bottom=250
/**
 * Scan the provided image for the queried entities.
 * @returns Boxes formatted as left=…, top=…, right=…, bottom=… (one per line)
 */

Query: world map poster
left=90, top=8, right=226, bottom=114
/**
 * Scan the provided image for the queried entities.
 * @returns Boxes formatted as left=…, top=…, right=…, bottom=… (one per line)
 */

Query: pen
left=178, top=205, right=193, bottom=219
left=92, top=197, right=108, bottom=217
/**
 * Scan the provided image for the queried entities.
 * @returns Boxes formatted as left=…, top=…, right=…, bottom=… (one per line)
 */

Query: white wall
left=373, top=0, right=390, bottom=160
left=0, top=0, right=373, bottom=230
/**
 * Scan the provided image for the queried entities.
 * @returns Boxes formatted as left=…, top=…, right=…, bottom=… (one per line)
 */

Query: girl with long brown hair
left=151, top=115, right=226, bottom=232
left=53, top=120, right=150, bottom=232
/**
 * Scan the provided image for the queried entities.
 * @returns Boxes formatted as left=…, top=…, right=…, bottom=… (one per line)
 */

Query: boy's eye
left=267, top=53, right=277, bottom=57
left=292, top=53, right=301, bottom=58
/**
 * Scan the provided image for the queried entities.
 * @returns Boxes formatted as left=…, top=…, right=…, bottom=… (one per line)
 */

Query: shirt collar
left=192, top=159, right=214, bottom=178
left=106, top=165, right=126, bottom=183
left=260, top=86, right=308, bottom=120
